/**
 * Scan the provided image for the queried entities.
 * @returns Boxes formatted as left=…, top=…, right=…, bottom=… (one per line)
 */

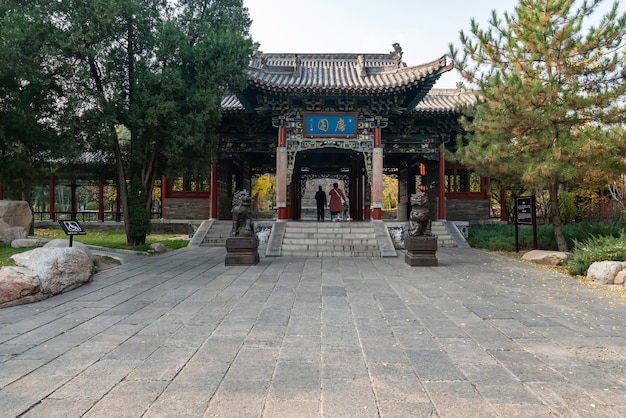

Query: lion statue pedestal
left=225, top=236, right=260, bottom=266
left=404, top=192, right=438, bottom=267
left=225, top=190, right=260, bottom=266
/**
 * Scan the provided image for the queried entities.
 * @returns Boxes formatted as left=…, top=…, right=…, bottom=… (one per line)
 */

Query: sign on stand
left=58, top=220, right=86, bottom=247
left=515, top=195, right=537, bottom=252
left=516, top=197, right=534, bottom=225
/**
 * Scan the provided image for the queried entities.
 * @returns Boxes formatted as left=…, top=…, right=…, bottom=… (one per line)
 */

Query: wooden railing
left=33, top=210, right=162, bottom=222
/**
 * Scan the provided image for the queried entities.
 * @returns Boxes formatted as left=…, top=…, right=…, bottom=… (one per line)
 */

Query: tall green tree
left=12, top=0, right=251, bottom=245
left=0, top=3, right=68, bottom=199
left=450, top=0, right=626, bottom=251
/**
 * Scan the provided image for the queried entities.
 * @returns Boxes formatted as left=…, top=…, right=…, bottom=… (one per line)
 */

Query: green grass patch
left=34, top=229, right=189, bottom=252
left=0, top=229, right=189, bottom=267
left=0, top=246, right=31, bottom=266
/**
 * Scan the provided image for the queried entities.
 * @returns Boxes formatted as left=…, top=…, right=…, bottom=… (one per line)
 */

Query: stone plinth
left=225, top=236, right=260, bottom=266
left=405, top=235, right=438, bottom=267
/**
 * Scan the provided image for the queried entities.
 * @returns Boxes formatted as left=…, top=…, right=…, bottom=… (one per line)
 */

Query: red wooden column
left=210, top=164, right=218, bottom=219
left=276, top=126, right=288, bottom=220
left=371, top=127, right=383, bottom=220
left=438, top=143, right=446, bottom=220
left=49, top=174, right=55, bottom=220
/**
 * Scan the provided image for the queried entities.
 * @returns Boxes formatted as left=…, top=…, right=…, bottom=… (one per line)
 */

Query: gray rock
left=587, top=261, right=626, bottom=285
left=10, top=247, right=92, bottom=295
left=44, top=238, right=94, bottom=262
left=613, top=270, right=626, bottom=286
left=0, top=266, right=45, bottom=307
left=11, top=238, right=49, bottom=248
left=522, top=250, right=569, bottom=266
left=0, top=201, right=33, bottom=246
left=149, top=243, right=167, bottom=253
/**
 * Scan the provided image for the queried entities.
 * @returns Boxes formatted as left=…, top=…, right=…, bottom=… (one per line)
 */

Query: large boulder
left=0, top=201, right=33, bottom=246
left=10, top=247, right=92, bottom=295
left=522, top=250, right=569, bottom=266
left=587, top=261, right=626, bottom=285
left=0, top=266, right=45, bottom=307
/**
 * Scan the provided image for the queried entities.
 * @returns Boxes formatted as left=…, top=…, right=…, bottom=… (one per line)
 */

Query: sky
left=243, top=0, right=624, bottom=89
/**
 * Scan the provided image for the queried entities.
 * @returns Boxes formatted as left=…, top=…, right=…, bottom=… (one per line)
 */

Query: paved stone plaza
left=1, top=247, right=625, bottom=417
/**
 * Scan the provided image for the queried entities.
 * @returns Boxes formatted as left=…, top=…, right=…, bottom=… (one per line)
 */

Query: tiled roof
left=414, top=88, right=477, bottom=114
left=221, top=88, right=475, bottom=115
left=246, top=47, right=450, bottom=93
left=221, top=95, right=246, bottom=113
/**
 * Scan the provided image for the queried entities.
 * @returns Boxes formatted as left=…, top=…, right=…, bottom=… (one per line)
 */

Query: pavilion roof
left=245, top=43, right=452, bottom=94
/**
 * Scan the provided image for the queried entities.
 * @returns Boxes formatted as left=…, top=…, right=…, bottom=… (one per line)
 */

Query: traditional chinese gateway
left=173, top=43, right=489, bottom=223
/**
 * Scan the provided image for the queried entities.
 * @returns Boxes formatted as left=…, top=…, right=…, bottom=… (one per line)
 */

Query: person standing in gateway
left=328, top=182, right=347, bottom=222
left=314, top=185, right=327, bottom=221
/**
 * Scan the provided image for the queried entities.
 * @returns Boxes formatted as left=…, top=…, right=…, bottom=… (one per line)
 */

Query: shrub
left=561, top=221, right=625, bottom=249
left=566, top=231, right=626, bottom=276
left=468, top=222, right=626, bottom=253
left=467, top=223, right=556, bottom=251
left=85, top=201, right=98, bottom=210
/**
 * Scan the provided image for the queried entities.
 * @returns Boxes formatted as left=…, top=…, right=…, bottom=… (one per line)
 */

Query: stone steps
left=431, top=222, right=457, bottom=248
left=200, top=220, right=232, bottom=247
left=281, top=222, right=381, bottom=257
left=190, top=219, right=465, bottom=254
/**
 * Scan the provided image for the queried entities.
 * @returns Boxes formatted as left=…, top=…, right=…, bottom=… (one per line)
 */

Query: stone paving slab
left=1, top=247, right=625, bottom=417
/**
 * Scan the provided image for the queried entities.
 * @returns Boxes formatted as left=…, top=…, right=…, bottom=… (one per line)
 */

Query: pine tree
left=5, top=0, right=252, bottom=245
left=450, top=0, right=626, bottom=251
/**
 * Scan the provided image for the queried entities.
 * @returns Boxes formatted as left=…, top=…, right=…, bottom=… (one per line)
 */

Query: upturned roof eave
left=245, top=54, right=450, bottom=95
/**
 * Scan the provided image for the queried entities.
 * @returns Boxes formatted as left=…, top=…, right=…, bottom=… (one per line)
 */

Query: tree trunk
left=126, top=127, right=151, bottom=247
left=549, top=182, right=568, bottom=252
left=112, top=128, right=130, bottom=240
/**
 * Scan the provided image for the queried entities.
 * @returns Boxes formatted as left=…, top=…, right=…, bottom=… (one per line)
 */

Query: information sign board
left=516, top=197, right=534, bottom=225
left=58, top=220, right=86, bottom=235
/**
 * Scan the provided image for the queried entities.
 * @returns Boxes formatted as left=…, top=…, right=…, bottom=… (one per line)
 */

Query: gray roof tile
left=414, top=88, right=476, bottom=114
left=221, top=88, right=475, bottom=114
left=247, top=52, right=449, bottom=93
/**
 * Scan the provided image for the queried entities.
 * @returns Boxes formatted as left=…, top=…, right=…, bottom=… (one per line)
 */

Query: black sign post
left=515, top=195, right=537, bottom=252
left=58, top=220, right=86, bottom=247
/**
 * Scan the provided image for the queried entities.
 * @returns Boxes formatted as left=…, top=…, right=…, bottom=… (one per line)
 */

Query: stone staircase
left=431, top=221, right=456, bottom=248
left=198, top=220, right=232, bottom=247
left=280, top=221, right=384, bottom=257
left=187, top=218, right=467, bottom=254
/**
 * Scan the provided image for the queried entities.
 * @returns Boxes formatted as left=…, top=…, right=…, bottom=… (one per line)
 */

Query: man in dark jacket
left=314, top=185, right=327, bottom=221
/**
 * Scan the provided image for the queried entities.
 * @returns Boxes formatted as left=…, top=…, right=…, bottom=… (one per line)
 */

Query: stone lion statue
left=407, top=192, right=431, bottom=237
left=231, top=190, right=254, bottom=237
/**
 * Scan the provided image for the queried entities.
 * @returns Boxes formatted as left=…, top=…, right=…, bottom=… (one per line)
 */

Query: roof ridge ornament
left=293, top=54, right=302, bottom=78
left=252, top=42, right=266, bottom=68
left=390, top=42, right=403, bottom=68
left=357, top=55, right=366, bottom=78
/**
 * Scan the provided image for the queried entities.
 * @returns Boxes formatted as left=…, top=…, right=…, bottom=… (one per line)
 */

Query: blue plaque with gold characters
left=304, top=113, right=357, bottom=138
